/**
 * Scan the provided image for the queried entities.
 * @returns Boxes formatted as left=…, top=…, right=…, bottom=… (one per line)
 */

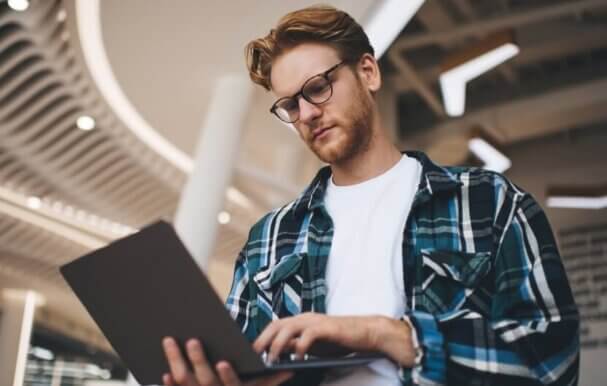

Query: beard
left=305, top=80, right=374, bottom=165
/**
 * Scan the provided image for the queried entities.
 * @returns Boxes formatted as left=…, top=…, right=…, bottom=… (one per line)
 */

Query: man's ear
left=357, top=53, right=381, bottom=93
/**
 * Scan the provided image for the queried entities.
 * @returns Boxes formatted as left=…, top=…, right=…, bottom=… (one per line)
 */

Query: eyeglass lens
left=274, top=74, right=333, bottom=123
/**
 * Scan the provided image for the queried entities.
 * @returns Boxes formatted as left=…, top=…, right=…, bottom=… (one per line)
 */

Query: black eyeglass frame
left=269, top=61, right=346, bottom=123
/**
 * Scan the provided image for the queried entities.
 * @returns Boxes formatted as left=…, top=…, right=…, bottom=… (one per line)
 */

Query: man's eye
left=306, top=81, right=329, bottom=96
left=280, top=99, right=298, bottom=112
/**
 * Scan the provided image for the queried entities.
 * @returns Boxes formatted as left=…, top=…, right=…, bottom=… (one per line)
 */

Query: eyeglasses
left=270, top=61, right=345, bottom=123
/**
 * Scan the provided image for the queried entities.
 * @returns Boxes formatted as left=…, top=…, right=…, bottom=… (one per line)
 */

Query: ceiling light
left=8, top=0, right=29, bottom=12
left=77, top=115, right=95, bottom=130
left=547, top=196, right=607, bottom=210
left=440, top=31, right=519, bottom=117
left=51, top=201, right=63, bottom=211
left=546, top=184, right=607, bottom=209
left=26, top=196, right=42, bottom=209
left=468, top=137, right=511, bottom=173
left=29, top=346, right=55, bottom=361
left=217, top=211, right=231, bottom=225
left=364, top=0, right=425, bottom=58
left=57, top=9, right=67, bottom=22
left=226, top=187, right=252, bottom=210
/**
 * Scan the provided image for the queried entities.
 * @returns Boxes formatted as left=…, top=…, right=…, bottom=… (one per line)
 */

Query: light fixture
left=547, top=197, right=607, bottom=209
left=546, top=185, right=607, bottom=210
left=468, top=138, right=511, bottom=173
left=76, top=115, right=95, bottom=130
left=26, top=196, right=42, bottom=209
left=29, top=346, right=55, bottom=361
left=226, top=187, right=252, bottom=210
left=467, top=128, right=511, bottom=173
left=440, top=31, right=520, bottom=117
left=57, top=9, right=67, bottom=22
left=8, top=0, right=29, bottom=12
left=363, top=0, right=425, bottom=59
left=217, top=211, right=231, bottom=225
left=8, top=188, right=137, bottom=236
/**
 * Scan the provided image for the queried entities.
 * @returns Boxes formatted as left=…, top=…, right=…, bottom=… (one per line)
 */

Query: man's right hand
left=162, top=337, right=293, bottom=386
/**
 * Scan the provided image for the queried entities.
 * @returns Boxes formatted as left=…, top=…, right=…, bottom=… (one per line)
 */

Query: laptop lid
left=60, top=221, right=384, bottom=384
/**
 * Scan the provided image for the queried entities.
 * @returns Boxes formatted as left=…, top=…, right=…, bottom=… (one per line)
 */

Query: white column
left=174, top=74, right=253, bottom=270
left=126, top=74, right=253, bottom=386
left=125, top=75, right=253, bottom=386
left=0, top=289, right=44, bottom=386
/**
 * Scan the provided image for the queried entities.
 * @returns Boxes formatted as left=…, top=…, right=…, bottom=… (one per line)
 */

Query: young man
left=162, top=6, right=579, bottom=386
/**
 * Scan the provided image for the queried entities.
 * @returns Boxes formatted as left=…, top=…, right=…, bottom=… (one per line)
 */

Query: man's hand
left=252, top=313, right=416, bottom=368
left=161, top=337, right=293, bottom=386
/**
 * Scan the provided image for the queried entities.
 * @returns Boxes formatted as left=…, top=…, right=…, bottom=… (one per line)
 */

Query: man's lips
left=312, top=126, right=333, bottom=141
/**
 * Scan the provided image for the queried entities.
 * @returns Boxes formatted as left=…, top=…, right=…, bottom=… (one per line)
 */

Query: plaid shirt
left=225, top=151, right=579, bottom=386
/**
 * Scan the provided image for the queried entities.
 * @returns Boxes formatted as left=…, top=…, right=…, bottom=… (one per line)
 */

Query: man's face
left=270, top=43, right=375, bottom=164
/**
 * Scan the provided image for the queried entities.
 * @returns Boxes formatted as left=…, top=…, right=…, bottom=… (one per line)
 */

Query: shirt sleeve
left=405, top=192, right=580, bottom=385
left=225, top=245, right=258, bottom=342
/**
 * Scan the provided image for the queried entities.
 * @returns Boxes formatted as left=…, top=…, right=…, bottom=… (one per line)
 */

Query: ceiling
left=0, top=0, right=606, bottom=355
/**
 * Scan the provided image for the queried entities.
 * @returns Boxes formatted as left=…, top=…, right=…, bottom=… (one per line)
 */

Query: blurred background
left=0, top=0, right=605, bottom=385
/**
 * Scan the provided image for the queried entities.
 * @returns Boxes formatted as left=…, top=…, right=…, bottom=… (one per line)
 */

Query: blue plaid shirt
left=226, top=151, right=579, bottom=385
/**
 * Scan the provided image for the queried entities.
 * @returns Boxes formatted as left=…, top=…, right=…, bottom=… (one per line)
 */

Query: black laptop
left=60, top=221, right=385, bottom=385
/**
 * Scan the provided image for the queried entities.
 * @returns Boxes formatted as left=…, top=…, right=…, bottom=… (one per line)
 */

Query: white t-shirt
left=320, top=154, right=422, bottom=386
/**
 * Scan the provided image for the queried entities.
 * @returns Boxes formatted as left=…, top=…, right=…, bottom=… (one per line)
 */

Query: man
left=161, top=5, right=579, bottom=386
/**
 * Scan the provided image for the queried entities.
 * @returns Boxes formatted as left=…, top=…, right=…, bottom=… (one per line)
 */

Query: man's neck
left=330, top=131, right=402, bottom=186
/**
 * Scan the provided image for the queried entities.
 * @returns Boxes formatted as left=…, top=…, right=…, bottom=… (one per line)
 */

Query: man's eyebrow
left=280, top=78, right=307, bottom=98
left=277, top=67, right=325, bottom=97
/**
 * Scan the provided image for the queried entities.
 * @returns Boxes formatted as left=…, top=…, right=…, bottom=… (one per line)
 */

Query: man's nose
left=298, top=97, right=322, bottom=125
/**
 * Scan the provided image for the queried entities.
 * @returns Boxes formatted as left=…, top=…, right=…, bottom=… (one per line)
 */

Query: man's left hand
left=252, top=313, right=416, bottom=367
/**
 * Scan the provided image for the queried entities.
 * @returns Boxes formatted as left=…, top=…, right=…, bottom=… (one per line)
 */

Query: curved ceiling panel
left=0, top=0, right=186, bottom=229
left=0, top=0, right=193, bottom=349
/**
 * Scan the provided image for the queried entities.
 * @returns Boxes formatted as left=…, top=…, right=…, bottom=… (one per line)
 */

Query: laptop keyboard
left=262, top=351, right=311, bottom=365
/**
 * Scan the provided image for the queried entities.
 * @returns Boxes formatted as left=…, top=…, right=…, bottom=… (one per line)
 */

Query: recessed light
left=57, top=9, right=67, bottom=22
left=8, top=0, right=29, bottom=12
left=77, top=115, right=95, bottom=131
left=26, top=196, right=42, bottom=209
left=218, top=211, right=231, bottom=225
left=29, top=346, right=54, bottom=361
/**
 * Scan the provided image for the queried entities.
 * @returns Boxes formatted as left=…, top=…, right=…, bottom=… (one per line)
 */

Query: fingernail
left=216, top=361, right=230, bottom=371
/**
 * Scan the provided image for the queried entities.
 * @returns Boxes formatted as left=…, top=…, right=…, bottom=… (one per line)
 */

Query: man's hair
left=245, top=5, right=374, bottom=91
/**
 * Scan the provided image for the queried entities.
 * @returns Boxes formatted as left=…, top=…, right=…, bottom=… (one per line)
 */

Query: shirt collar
left=292, top=150, right=462, bottom=217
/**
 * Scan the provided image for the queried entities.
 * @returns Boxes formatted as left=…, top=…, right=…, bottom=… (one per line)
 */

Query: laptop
left=60, top=220, right=385, bottom=385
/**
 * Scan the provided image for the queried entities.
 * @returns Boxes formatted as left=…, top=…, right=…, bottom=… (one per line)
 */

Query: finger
left=186, top=339, right=219, bottom=386
left=286, top=337, right=298, bottom=352
left=252, top=320, right=281, bottom=353
left=268, top=325, right=300, bottom=363
left=249, top=371, right=294, bottom=386
left=294, top=327, right=321, bottom=359
left=162, top=337, right=194, bottom=385
left=162, top=373, right=174, bottom=386
left=216, top=361, right=241, bottom=386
